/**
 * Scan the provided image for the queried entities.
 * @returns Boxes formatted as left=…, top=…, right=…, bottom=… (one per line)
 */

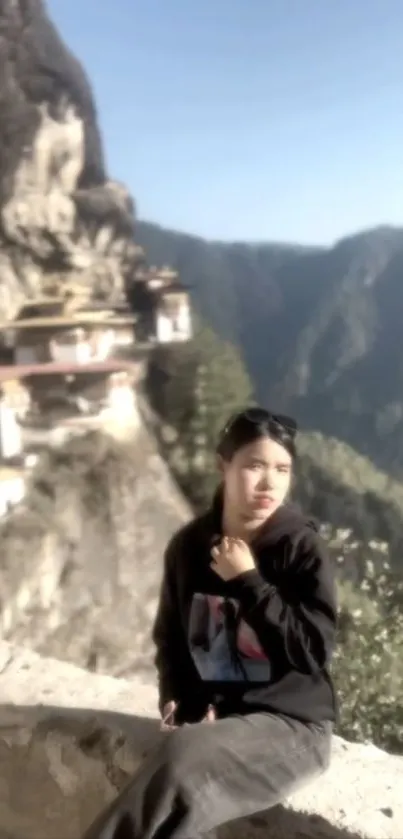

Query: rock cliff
left=0, top=642, right=401, bottom=839
left=0, top=0, right=191, bottom=675
left=0, top=410, right=191, bottom=678
left=0, top=0, right=142, bottom=321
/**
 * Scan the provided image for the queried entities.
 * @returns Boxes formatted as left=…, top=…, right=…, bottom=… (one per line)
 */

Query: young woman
left=84, top=408, right=338, bottom=839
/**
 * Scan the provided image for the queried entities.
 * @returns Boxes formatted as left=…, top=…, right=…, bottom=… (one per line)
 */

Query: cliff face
left=0, top=0, right=141, bottom=320
left=0, top=413, right=191, bottom=678
left=0, top=0, right=192, bottom=679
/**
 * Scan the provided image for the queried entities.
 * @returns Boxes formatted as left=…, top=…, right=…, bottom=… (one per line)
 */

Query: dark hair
left=216, top=407, right=297, bottom=462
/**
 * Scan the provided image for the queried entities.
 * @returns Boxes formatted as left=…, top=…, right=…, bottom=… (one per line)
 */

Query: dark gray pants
left=82, top=713, right=332, bottom=839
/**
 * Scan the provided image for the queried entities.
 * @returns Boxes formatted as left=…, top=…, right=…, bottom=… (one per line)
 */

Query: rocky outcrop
left=0, top=642, right=401, bottom=839
left=0, top=0, right=191, bottom=677
left=0, top=418, right=190, bottom=679
left=0, top=0, right=142, bottom=321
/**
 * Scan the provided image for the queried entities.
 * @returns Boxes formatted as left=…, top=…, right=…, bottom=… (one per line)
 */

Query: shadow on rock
left=0, top=703, right=362, bottom=839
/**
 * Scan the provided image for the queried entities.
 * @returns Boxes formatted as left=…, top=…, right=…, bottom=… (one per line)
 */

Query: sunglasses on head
left=221, top=407, right=297, bottom=441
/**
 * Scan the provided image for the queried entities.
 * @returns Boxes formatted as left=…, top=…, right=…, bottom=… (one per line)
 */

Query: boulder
left=0, top=642, right=401, bottom=839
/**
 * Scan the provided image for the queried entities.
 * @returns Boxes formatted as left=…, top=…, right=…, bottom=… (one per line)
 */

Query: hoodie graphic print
left=188, top=592, right=271, bottom=682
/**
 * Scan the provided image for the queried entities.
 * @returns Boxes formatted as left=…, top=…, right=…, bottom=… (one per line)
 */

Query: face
left=220, top=436, right=292, bottom=531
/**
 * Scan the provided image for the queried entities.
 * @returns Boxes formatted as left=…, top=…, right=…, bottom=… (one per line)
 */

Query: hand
left=201, top=704, right=216, bottom=723
left=161, top=700, right=178, bottom=731
left=210, top=537, right=255, bottom=582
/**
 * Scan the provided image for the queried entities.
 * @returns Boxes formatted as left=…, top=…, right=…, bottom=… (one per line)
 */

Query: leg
left=82, top=713, right=331, bottom=839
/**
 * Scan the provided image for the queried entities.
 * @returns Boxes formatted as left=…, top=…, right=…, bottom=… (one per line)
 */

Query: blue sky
left=48, top=0, right=403, bottom=244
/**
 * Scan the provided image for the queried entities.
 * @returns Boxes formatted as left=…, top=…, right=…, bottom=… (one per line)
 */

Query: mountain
left=0, top=0, right=140, bottom=321
left=136, top=221, right=403, bottom=478
left=1, top=0, right=400, bottom=481
left=0, top=0, right=193, bottom=677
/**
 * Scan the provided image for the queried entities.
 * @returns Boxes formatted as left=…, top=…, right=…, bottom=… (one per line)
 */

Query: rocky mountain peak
left=0, top=0, right=141, bottom=320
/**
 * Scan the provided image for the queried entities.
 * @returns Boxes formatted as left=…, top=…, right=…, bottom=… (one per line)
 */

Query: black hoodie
left=152, top=494, right=338, bottom=725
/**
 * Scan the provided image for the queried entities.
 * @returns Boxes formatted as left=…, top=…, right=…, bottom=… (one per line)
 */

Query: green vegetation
left=334, top=559, right=403, bottom=754
left=147, top=320, right=254, bottom=508
left=294, top=432, right=403, bottom=569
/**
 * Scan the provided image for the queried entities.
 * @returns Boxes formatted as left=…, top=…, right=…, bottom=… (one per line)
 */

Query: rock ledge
left=0, top=642, right=401, bottom=839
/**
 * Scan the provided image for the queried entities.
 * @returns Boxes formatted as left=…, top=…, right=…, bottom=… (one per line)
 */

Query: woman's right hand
left=161, top=700, right=178, bottom=731
left=202, top=704, right=216, bottom=723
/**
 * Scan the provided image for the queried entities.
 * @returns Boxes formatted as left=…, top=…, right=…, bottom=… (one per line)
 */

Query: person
left=83, top=407, right=338, bottom=839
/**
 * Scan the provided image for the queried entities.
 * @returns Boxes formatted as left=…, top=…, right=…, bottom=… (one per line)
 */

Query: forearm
left=154, top=647, right=183, bottom=712
left=229, top=569, right=336, bottom=674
